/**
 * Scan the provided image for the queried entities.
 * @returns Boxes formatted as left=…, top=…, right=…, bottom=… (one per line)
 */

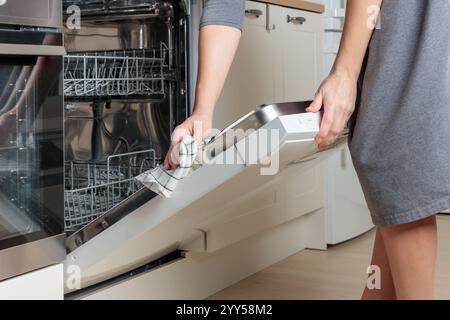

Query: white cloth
left=136, top=135, right=201, bottom=198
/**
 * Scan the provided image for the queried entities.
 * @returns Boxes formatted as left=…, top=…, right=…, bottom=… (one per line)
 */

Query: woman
left=165, top=0, right=450, bottom=300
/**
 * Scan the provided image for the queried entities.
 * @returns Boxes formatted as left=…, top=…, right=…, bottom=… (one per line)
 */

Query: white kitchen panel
left=0, top=264, right=63, bottom=300
left=326, top=146, right=374, bottom=244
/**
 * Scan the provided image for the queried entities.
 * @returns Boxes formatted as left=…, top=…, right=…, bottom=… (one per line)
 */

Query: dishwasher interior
left=62, top=0, right=188, bottom=239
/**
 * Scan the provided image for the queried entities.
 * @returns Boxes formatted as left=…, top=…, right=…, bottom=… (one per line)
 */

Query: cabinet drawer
left=281, top=7, right=323, bottom=101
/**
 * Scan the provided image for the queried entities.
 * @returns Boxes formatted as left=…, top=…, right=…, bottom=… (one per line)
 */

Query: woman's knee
left=378, top=215, right=437, bottom=240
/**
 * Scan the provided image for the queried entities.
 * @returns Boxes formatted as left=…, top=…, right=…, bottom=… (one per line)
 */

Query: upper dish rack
left=64, top=43, right=169, bottom=99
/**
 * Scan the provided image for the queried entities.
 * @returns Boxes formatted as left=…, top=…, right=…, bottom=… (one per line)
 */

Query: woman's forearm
left=193, top=25, right=241, bottom=118
left=333, top=0, right=383, bottom=79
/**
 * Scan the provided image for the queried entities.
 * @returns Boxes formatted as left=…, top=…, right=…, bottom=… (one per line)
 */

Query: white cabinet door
left=326, top=145, right=374, bottom=244
left=210, top=2, right=326, bottom=251
left=280, top=7, right=323, bottom=101
left=213, top=2, right=283, bottom=130
left=214, top=2, right=323, bottom=128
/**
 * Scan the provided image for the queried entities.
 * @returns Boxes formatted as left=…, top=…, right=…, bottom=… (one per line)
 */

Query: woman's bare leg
left=362, top=229, right=397, bottom=300
left=378, top=215, right=437, bottom=300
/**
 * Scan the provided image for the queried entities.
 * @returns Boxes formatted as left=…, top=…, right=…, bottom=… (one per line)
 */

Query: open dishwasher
left=62, top=0, right=347, bottom=296
left=62, top=0, right=188, bottom=236
left=64, top=99, right=347, bottom=294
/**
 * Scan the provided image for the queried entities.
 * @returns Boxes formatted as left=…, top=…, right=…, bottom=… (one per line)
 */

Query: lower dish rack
left=64, top=149, right=157, bottom=232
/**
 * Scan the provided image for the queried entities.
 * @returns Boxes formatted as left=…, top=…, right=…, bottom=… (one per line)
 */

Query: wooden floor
left=209, top=215, right=450, bottom=300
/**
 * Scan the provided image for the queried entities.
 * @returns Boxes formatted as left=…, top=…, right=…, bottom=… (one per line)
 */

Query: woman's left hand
left=306, top=69, right=358, bottom=150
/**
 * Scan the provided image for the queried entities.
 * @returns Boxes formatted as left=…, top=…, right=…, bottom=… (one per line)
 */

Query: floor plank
left=209, top=215, right=450, bottom=300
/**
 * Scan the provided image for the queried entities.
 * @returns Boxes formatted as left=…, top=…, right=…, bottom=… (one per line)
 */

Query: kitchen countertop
left=254, top=0, right=325, bottom=13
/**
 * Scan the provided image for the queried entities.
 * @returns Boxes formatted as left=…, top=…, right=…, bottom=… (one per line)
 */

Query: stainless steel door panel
left=96, top=101, right=170, bottom=160
left=64, top=18, right=171, bottom=52
left=0, top=0, right=62, bottom=28
left=64, top=101, right=171, bottom=161
left=64, top=118, right=95, bottom=161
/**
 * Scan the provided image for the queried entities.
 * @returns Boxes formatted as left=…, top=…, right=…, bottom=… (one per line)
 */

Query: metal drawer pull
left=287, top=15, right=306, bottom=24
left=245, top=9, right=264, bottom=18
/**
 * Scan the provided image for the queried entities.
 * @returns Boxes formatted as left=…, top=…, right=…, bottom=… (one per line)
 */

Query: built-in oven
left=0, top=0, right=66, bottom=281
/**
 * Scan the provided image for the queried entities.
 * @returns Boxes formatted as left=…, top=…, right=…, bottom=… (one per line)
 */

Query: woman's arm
left=191, top=25, right=242, bottom=128
left=164, top=0, right=245, bottom=169
left=307, top=0, right=383, bottom=149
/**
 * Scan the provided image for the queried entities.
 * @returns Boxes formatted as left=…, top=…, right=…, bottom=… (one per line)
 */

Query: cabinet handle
left=266, top=4, right=276, bottom=31
left=245, top=9, right=263, bottom=18
left=287, top=15, right=306, bottom=25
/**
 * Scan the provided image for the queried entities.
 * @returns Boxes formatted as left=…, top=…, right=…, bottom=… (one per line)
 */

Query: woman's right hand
left=306, top=68, right=358, bottom=150
left=163, top=112, right=213, bottom=170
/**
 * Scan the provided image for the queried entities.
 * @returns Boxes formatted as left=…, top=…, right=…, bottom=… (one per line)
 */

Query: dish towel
left=136, top=135, right=202, bottom=198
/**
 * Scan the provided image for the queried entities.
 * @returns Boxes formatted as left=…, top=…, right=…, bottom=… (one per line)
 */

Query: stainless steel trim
left=66, top=0, right=174, bottom=21
left=206, top=101, right=306, bottom=157
left=0, top=233, right=65, bottom=281
left=205, top=101, right=349, bottom=159
left=78, top=12, right=163, bottom=22
left=0, top=44, right=67, bottom=56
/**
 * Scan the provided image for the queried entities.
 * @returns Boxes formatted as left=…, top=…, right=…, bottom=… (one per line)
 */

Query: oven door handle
left=0, top=43, right=66, bottom=56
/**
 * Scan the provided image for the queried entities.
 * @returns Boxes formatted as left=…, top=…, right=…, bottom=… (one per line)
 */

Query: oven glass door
left=0, top=42, right=64, bottom=251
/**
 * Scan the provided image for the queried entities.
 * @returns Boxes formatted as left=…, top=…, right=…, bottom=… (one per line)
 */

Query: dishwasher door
left=64, top=101, right=347, bottom=292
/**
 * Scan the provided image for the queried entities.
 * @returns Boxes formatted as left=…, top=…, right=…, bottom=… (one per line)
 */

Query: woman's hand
left=163, top=25, right=242, bottom=170
left=306, top=69, right=358, bottom=150
left=163, top=112, right=213, bottom=170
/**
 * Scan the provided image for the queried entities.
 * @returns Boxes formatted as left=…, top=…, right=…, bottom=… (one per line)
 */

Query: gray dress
left=202, top=0, right=450, bottom=227
left=349, top=0, right=450, bottom=226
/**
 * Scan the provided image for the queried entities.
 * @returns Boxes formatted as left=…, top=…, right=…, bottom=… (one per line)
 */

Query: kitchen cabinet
left=214, top=1, right=323, bottom=129
left=211, top=1, right=326, bottom=251
left=282, top=7, right=323, bottom=101
left=213, top=2, right=283, bottom=129
left=254, top=0, right=325, bottom=13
